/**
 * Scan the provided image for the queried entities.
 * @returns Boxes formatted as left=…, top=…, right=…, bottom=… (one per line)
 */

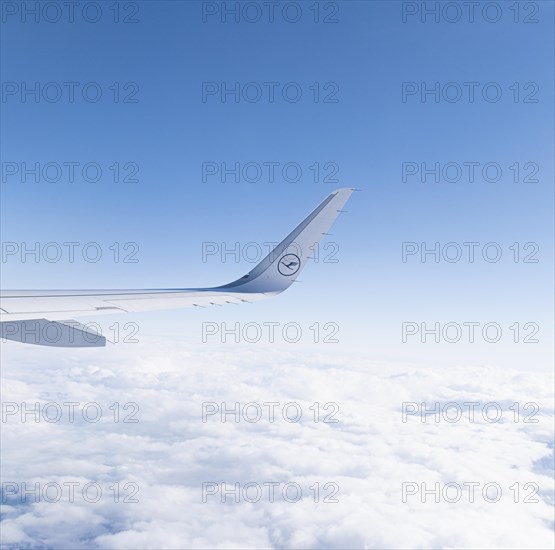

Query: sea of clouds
left=1, top=339, right=553, bottom=549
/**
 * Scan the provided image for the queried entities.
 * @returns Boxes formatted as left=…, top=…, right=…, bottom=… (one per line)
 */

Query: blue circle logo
left=278, top=254, right=301, bottom=276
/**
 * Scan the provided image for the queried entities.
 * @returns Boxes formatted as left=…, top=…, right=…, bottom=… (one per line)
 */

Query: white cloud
left=0, top=341, right=553, bottom=549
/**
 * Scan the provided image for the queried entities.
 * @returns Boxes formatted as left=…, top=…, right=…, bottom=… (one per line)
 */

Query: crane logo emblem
left=278, top=254, right=301, bottom=276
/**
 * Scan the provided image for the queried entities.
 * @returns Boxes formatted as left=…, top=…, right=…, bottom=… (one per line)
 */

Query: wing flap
left=1, top=319, right=106, bottom=348
left=0, top=291, right=259, bottom=321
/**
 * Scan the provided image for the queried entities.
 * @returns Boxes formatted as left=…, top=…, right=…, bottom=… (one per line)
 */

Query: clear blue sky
left=1, top=1, right=553, bottom=368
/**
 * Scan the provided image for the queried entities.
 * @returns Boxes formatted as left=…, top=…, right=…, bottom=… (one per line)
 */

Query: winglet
left=218, top=188, right=355, bottom=294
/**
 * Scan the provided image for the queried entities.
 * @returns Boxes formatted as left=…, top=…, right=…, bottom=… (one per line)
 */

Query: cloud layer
left=1, top=341, right=553, bottom=549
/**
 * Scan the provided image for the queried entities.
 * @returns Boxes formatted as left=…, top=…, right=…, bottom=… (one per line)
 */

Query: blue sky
left=1, top=1, right=554, bottom=369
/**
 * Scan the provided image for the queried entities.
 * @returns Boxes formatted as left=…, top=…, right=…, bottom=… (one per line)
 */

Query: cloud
left=0, top=341, right=553, bottom=549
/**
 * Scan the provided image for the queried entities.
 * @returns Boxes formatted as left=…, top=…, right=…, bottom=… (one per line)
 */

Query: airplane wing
left=0, top=188, right=354, bottom=347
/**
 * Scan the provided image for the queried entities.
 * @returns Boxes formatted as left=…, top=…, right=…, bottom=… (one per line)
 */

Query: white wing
left=0, top=188, right=354, bottom=346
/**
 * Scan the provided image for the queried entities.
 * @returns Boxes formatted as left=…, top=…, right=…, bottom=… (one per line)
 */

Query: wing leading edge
left=0, top=188, right=355, bottom=346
